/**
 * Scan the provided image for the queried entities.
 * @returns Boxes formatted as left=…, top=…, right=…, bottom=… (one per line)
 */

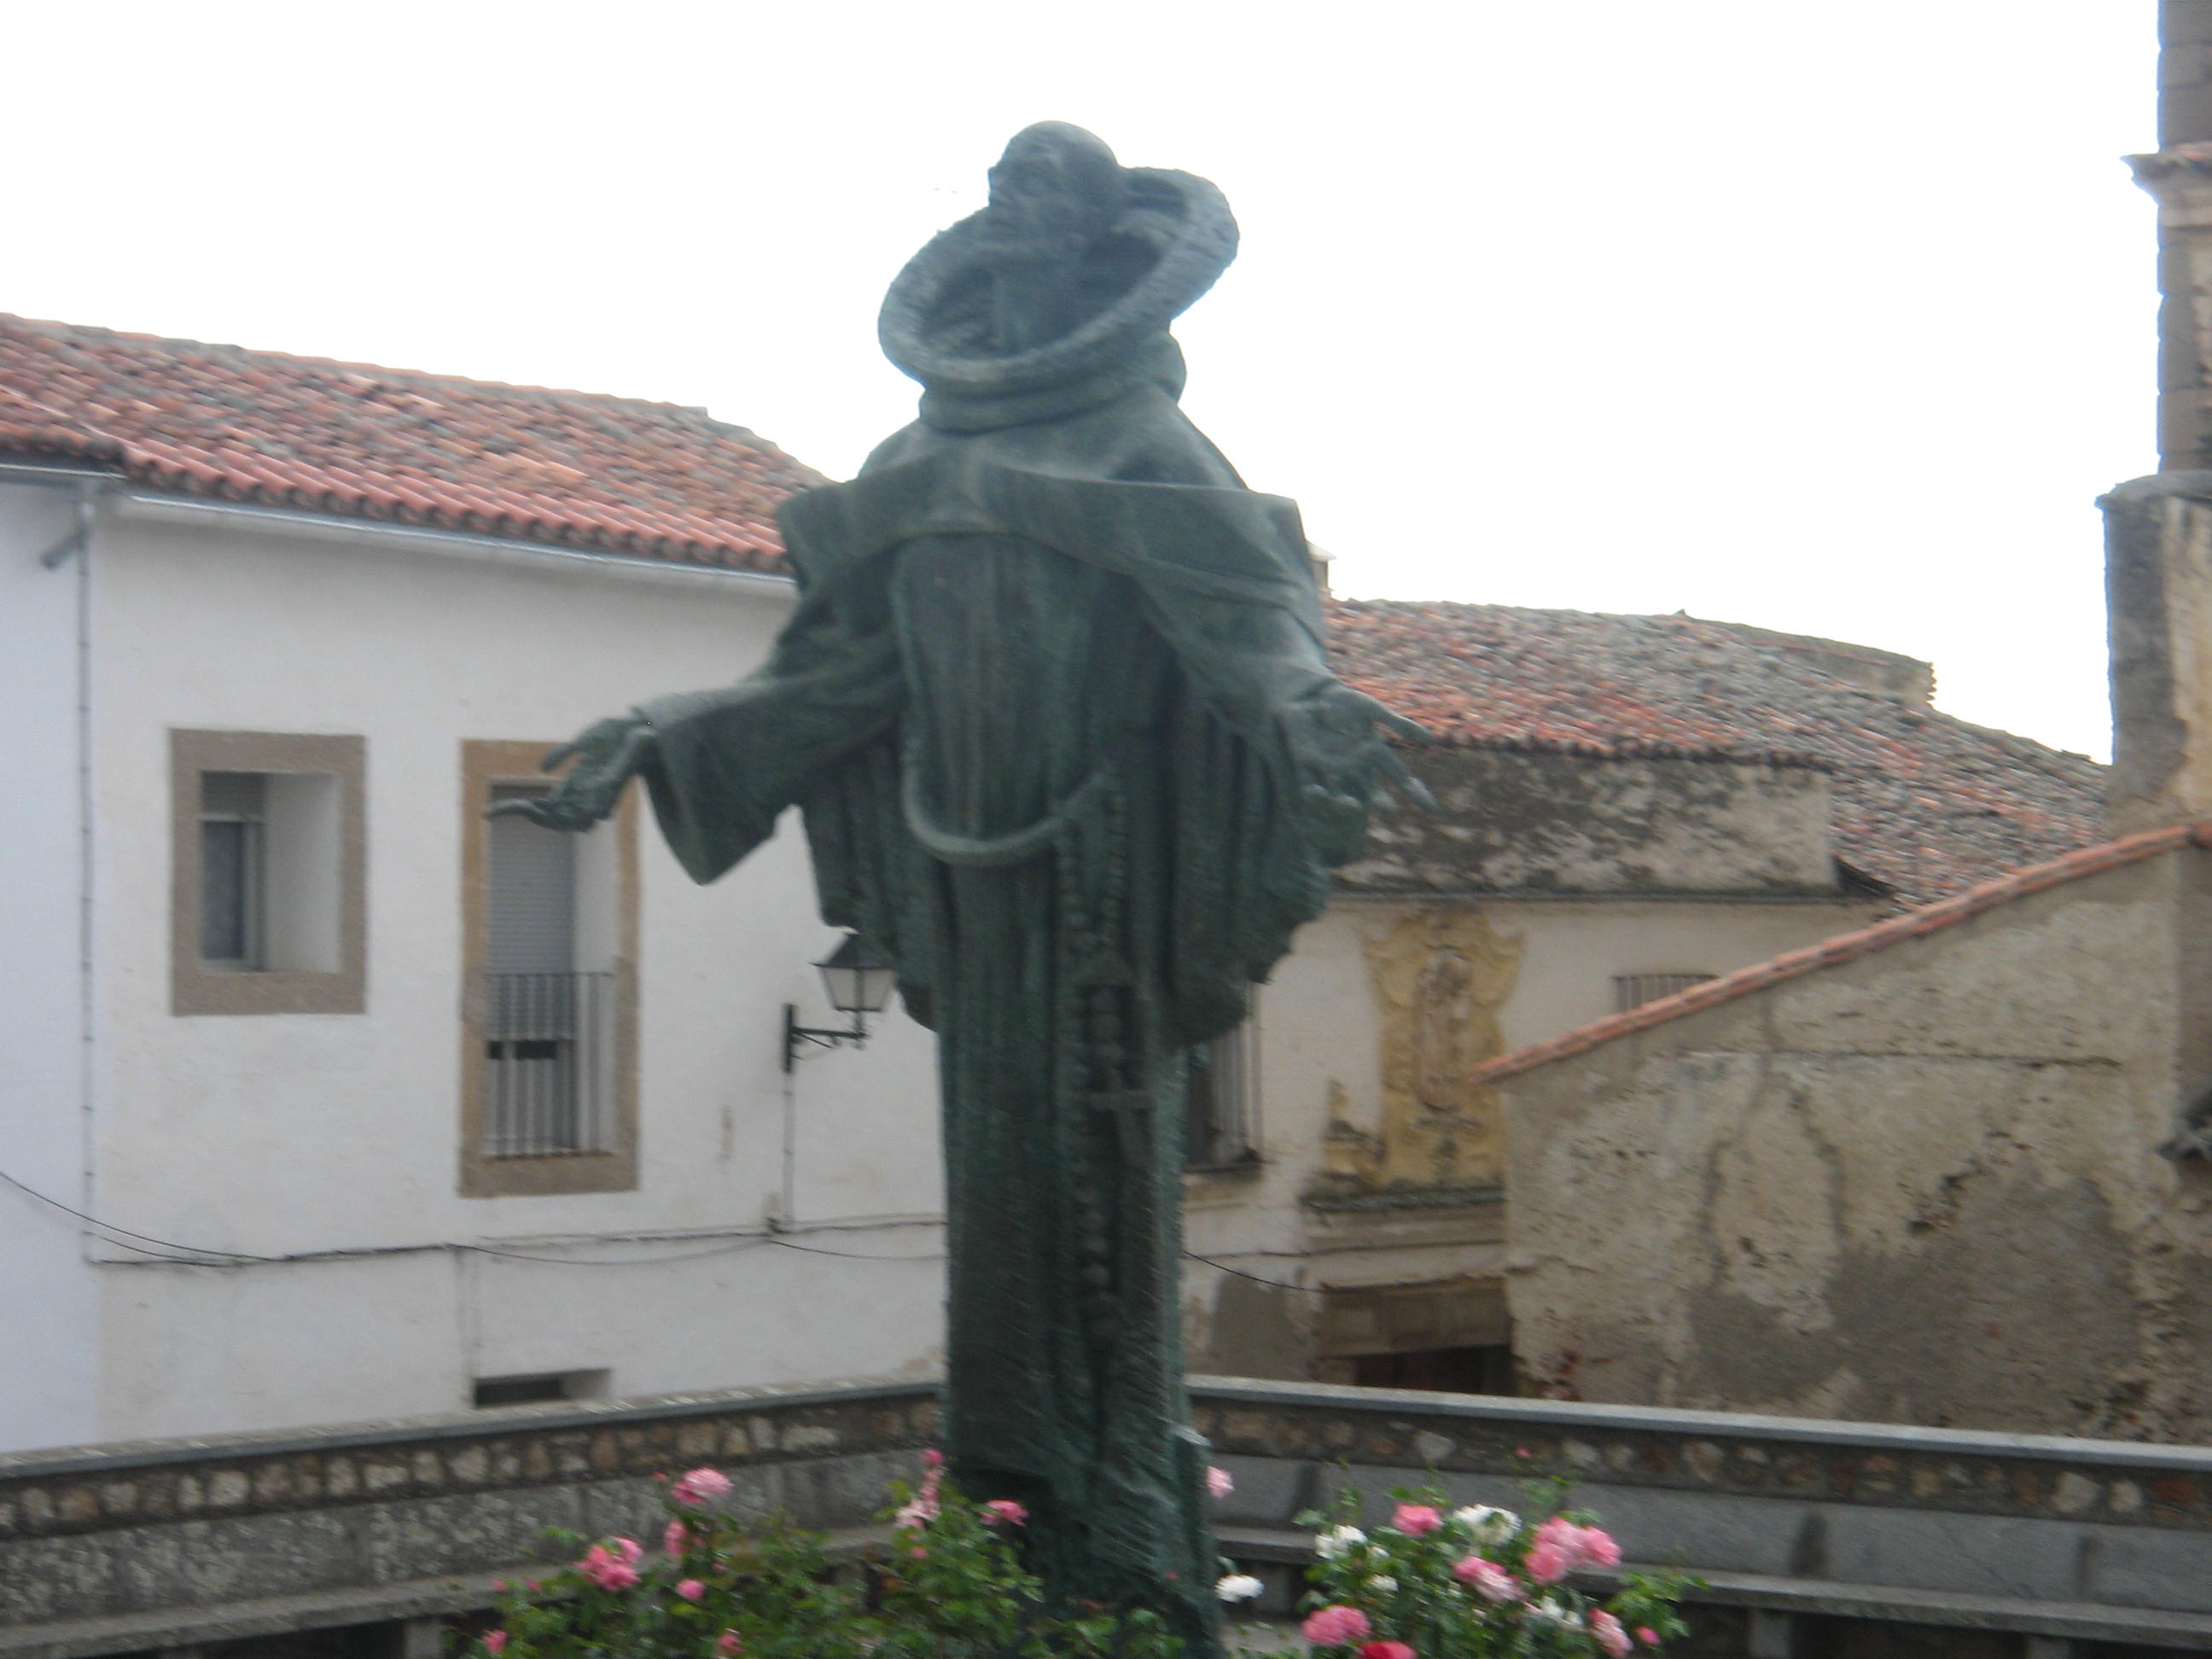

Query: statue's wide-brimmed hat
left=879, top=165, right=1238, bottom=431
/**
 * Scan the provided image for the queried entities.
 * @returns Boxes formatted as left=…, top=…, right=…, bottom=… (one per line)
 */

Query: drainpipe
left=32, top=479, right=102, bottom=1241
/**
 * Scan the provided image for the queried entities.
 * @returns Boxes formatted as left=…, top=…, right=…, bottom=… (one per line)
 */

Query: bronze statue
left=509, top=123, right=1425, bottom=1650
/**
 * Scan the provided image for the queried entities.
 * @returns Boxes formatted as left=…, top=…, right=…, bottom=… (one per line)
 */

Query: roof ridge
left=0, top=312, right=826, bottom=572
left=1465, top=819, right=2212, bottom=1087
left=0, top=313, right=732, bottom=420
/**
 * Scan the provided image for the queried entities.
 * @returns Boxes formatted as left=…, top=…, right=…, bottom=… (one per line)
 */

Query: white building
left=0, top=318, right=948, bottom=1453
left=0, top=316, right=2109, bottom=1452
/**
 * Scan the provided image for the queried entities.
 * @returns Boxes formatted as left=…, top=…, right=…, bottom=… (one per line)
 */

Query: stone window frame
left=457, top=740, right=641, bottom=1198
left=171, top=730, right=367, bottom=1017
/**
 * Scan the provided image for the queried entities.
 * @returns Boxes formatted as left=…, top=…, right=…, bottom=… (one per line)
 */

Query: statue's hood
left=877, top=167, right=1238, bottom=432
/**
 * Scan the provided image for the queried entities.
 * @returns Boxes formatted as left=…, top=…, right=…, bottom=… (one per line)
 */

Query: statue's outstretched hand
left=486, top=713, right=655, bottom=831
left=1289, top=684, right=1436, bottom=859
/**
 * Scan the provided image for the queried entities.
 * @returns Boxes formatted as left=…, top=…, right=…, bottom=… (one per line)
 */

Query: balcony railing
left=481, top=970, right=614, bottom=1157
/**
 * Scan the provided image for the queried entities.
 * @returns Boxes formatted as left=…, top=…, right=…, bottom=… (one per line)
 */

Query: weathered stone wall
left=1503, top=845, right=2212, bottom=1442
left=1344, top=749, right=1837, bottom=899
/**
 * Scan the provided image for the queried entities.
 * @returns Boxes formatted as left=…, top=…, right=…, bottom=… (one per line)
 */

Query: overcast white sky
left=7, top=1, right=2157, bottom=760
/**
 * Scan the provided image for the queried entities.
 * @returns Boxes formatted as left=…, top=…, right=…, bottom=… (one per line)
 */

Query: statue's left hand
left=486, top=713, right=655, bottom=831
left=1288, top=684, right=1437, bottom=855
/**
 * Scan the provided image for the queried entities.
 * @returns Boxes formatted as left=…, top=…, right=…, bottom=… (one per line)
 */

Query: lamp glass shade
left=817, top=932, right=895, bottom=1015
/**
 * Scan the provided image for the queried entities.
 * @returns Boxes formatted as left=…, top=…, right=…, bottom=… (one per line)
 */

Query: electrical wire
left=0, top=1165, right=276, bottom=1262
left=0, top=1165, right=945, bottom=1270
left=6, top=1163, right=1453, bottom=1291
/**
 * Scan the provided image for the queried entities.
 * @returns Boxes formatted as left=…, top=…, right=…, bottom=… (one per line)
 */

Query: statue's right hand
left=486, top=713, right=656, bottom=831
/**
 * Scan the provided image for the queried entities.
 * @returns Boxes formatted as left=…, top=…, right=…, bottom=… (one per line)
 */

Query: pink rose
left=1589, top=1610, right=1632, bottom=1658
left=1451, top=1555, right=1521, bottom=1604
left=1358, top=1644, right=1415, bottom=1659
left=1575, top=1526, right=1622, bottom=1569
left=982, top=1499, right=1029, bottom=1526
left=578, top=1540, right=643, bottom=1591
left=1301, top=1605, right=1372, bottom=1647
left=894, top=1499, right=937, bottom=1528
left=716, top=1633, right=742, bottom=1656
left=1207, top=1465, right=1234, bottom=1498
left=676, top=1579, right=705, bottom=1603
left=664, top=1521, right=690, bottom=1555
left=1533, top=1516, right=1621, bottom=1570
left=1523, top=1541, right=1569, bottom=1584
left=1390, top=1503, right=1442, bottom=1536
left=1532, top=1516, right=1578, bottom=1551
left=1636, top=1628, right=1660, bottom=1647
left=671, top=1468, right=732, bottom=1507
left=920, top=1448, right=945, bottom=1468
left=482, top=1634, right=506, bottom=1656
left=578, top=1545, right=640, bottom=1592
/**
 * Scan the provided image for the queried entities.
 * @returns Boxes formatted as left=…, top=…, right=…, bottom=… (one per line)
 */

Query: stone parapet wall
left=1195, top=1378, right=2212, bottom=1535
left=11, top=1377, right=2212, bottom=1656
left=0, top=1378, right=936, bottom=1647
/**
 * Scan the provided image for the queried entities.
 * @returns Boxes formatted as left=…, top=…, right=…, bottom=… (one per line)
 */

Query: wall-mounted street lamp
left=783, top=932, right=896, bottom=1072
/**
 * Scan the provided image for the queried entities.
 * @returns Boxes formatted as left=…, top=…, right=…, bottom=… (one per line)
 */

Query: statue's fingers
left=1371, top=748, right=1438, bottom=811
left=1337, top=689, right=1430, bottom=744
left=1376, top=707, right=1435, bottom=745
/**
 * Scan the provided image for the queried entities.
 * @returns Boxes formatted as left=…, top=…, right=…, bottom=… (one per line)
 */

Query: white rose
left=1369, top=1575, right=1397, bottom=1593
left=1452, top=1505, right=1519, bottom=1545
left=1315, top=1524, right=1367, bottom=1559
left=1214, top=1574, right=1265, bottom=1604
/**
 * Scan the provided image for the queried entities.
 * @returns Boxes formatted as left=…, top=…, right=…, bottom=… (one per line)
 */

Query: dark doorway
left=1350, top=1343, right=1516, bottom=1395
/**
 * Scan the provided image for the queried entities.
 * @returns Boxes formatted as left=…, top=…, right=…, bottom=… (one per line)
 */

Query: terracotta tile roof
left=1466, top=820, right=2212, bottom=1088
left=1325, top=598, right=2107, bottom=909
left=0, top=315, right=824, bottom=571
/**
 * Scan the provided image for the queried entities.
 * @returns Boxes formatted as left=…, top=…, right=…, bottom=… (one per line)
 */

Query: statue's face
left=979, top=123, right=1121, bottom=259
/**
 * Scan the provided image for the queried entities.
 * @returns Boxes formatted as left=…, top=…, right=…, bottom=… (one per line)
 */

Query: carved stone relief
left=1337, top=907, right=1524, bottom=1189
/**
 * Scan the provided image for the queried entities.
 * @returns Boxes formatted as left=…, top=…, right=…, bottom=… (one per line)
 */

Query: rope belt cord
left=901, top=754, right=1119, bottom=867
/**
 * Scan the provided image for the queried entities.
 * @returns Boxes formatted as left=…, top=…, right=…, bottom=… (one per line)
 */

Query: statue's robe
left=634, top=379, right=1365, bottom=1640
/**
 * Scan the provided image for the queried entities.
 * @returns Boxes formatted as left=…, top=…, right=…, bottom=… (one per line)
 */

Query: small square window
left=172, top=732, right=364, bottom=1016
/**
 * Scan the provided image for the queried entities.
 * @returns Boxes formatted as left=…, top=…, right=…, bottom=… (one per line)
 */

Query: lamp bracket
left=783, top=1003, right=871, bottom=1073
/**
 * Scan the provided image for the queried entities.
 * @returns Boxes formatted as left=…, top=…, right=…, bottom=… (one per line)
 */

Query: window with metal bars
left=482, top=788, right=614, bottom=1158
left=1612, top=972, right=1716, bottom=1013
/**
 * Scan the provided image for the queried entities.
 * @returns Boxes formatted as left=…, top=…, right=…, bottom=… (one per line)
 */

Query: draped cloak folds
left=631, top=379, right=1384, bottom=1639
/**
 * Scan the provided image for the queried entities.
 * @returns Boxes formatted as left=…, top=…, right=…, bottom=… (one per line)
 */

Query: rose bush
left=470, top=1459, right=1182, bottom=1659
left=1225, top=1478, right=1692, bottom=1659
left=467, top=1458, right=1689, bottom=1658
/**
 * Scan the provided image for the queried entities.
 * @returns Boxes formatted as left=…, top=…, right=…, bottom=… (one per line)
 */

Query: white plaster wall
left=0, top=482, right=102, bottom=1451
left=77, top=509, right=946, bottom=1447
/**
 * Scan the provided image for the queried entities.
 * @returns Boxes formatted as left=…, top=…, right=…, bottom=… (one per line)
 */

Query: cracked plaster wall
left=1503, top=848, right=2212, bottom=1441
